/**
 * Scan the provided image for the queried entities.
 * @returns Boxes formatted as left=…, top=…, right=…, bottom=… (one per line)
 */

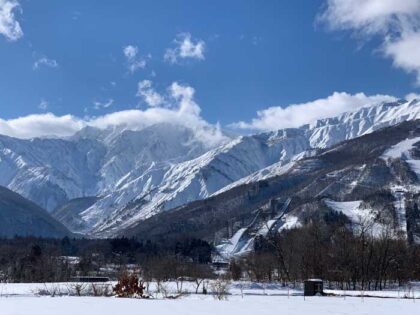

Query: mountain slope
left=0, top=186, right=72, bottom=238
left=0, top=123, right=217, bottom=213
left=51, top=197, right=100, bottom=234
left=1, top=99, right=420, bottom=237
left=87, top=99, right=420, bottom=237
left=122, top=120, right=420, bottom=251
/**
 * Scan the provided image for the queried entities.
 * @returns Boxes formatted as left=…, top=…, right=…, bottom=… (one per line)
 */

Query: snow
left=216, top=228, right=248, bottom=258
left=382, top=137, right=420, bottom=159
left=256, top=219, right=277, bottom=236
left=324, top=199, right=405, bottom=237
left=324, top=199, right=370, bottom=223
left=2, top=99, right=420, bottom=237
left=279, top=214, right=301, bottom=231
left=59, top=99, right=420, bottom=236
left=0, top=282, right=419, bottom=315
left=382, top=135, right=420, bottom=234
left=381, top=137, right=420, bottom=179
left=216, top=211, right=301, bottom=259
left=215, top=228, right=255, bottom=259
left=1, top=295, right=420, bottom=315
left=408, top=160, right=420, bottom=177
left=213, top=161, right=295, bottom=196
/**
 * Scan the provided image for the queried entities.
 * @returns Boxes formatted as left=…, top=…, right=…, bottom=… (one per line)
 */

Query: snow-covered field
left=1, top=295, right=420, bottom=315
left=0, top=282, right=419, bottom=315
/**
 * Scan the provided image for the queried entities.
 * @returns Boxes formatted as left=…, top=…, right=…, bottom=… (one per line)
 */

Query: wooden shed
left=304, top=279, right=324, bottom=296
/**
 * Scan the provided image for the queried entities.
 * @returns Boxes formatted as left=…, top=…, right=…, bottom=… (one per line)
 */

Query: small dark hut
left=304, top=279, right=324, bottom=296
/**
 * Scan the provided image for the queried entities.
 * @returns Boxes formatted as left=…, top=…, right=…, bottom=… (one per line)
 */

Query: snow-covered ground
left=216, top=212, right=301, bottom=259
left=0, top=282, right=419, bottom=315
left=323, top=199, right=390, bottom=236
left=382, top=136, right=420, bottom=179
left=324, top=200, right=365, bottom=222
left=1, top=294, right=419, bottom=315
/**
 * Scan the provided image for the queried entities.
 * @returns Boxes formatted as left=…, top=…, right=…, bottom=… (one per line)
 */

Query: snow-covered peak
left=82, top=99, right=420, bottom=236
left=307, top=99, right=420, bottom=148
left=0, top=122, right=226, bottom=212
left=1, top=98, right=420, bottom=236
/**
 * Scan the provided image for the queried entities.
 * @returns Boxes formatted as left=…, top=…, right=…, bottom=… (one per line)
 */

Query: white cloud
left=384, top=32, right=420, bottom=83
left=319, top=0, right=420, bottom=84
left=123, top=45, right=138, bottom=60
left=405, top=92, right=420, bottom=101
left=93, top=99, right=114, bottom=110
left=0, top=82, right=228, bottom=148
left=33, top=57, right=59, bottom=70
left=137, top=80, right=165, bottom=107
left=230, top=92, right=397, bottom=132
left=0, top=113, right=84, bottom=139
left=164, top=33, right=205, bottom=64
left=136, top=80, right=201, bottom=115
left=38, top=99, right=48, bottom=111
left=319, top=0, right=420, bottom=35
left=0, top=0, right=22, bottom=41
left=123, top=45, right=147, bottom=73
left=169, top=82, right=201, bottom=116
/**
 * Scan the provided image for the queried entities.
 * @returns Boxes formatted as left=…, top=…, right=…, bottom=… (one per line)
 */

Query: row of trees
left=0, top=237, right=212, bottom=283
left=1, top=221, right=419, bottom=291
left=231, top=221, right=420, bottom=290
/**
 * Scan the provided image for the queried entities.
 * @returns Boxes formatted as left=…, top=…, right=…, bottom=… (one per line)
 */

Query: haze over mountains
left=1, top=99, right=420, bottom=239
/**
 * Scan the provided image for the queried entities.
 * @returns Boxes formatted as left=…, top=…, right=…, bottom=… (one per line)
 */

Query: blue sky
left=0, top=0, right=419, bottom=139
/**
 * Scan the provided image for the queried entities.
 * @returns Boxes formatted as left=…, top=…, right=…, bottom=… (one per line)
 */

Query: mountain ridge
left=122, top=120, right=420, bottom=254
left=1, top=99, right=420, bottom=237
left=87, top=99, right=420, bottom=237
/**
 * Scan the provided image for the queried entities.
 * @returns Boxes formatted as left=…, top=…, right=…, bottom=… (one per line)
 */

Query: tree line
left=231, top=220, right=420, bottom=290
left=1, top=219, right=419, bottom=291
left=0, top=236, right=212, bottom=283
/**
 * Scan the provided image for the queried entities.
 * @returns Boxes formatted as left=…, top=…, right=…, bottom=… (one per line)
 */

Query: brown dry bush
left=113, top=272, right=146, bottom=298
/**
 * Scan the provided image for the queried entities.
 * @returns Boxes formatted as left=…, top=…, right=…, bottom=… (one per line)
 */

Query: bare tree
left=66, top=282, right=88, bottom=296
left=210, top=278, right=231, bottom=300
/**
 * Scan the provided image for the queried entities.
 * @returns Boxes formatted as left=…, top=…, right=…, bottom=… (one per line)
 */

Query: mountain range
left=124, top=119, right=420, bottom=257
left=1, top=99, right=420, bottom=240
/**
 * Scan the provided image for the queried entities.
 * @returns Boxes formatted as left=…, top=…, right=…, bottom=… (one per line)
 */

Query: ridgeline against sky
left=0, top=0, right=419, bottom=140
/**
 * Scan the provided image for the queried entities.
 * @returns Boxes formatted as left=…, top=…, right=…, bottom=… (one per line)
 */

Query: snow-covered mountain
left=213, top=99, right=420, bottom=195
left=1, top=99, right=420, bottom=237
left=86, top=99, right=420, bottom=236
left=0, top=123, right=217, bottom=215
left=124, top=119, right=420, bottom=255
